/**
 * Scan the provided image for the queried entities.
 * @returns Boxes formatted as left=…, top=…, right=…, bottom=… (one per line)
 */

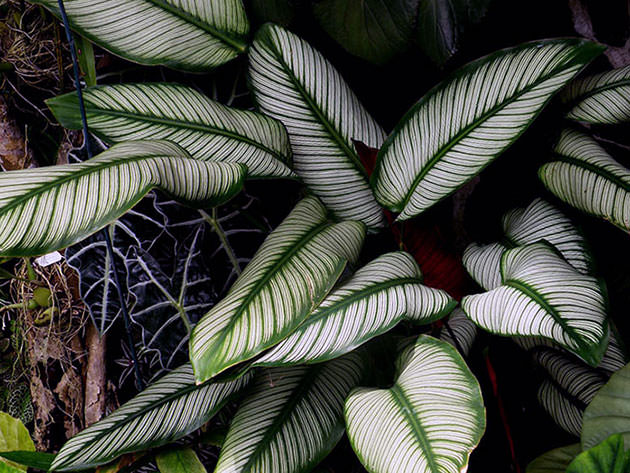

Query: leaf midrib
left=398, top=56, right=583, bottom=212
left=144, top=0, right=247, bottom=53
left=549, top=154, right=630, bottom=192
left=266, top=35, right=370, bottom=180
left=390, top=384, right=440, bottom=472
left=84, top=106, right=288, bottom=164
left=240, top=366, right=325, bottom=473
left=504, top=279, right=592, bottom=355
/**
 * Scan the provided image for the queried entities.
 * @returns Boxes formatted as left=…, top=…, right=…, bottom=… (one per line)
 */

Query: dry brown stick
left=84, top=323, right=107, bottom=426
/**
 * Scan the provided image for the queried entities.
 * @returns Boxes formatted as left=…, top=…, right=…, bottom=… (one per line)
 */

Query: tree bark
left=84, top=324, right=107, bottom=426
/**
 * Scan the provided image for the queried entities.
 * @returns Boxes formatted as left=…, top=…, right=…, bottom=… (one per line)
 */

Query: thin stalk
left=57, top=0, right=144, bottom=390
left=199, top=209, right=242, bottom=277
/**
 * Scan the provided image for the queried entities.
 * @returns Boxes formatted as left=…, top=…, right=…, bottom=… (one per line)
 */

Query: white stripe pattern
left=0, top=140, right=245, bottom=257
left=47, top=83, right=294, bottom=178
left=248, top=24, right=387, bottom=229
left=51, top=363, right=252, bottom=471
left=439, top=308, right=478, bottom=357
left=215, top=354, right=364, bottom=473
left=535, top=348, right=606, bottom=437
left=463, top=198, right=592, bottom=290
left=540, top=129, right=630, bottom=232
left=189, top=196, right=366, bottom=383
left=345, top=335, right=485, bottom=473
left=564, top=65, right=630, bottom=124
left=254, top=252, right=455, bottom=366
left=372, top=40, right=603, bottom=220
left=462, top=242, right=609, bottom=366
left=32, top=0, right=249, bottom=71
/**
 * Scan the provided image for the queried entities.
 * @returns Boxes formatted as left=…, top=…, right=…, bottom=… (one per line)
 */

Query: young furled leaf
left=254, top=252, right=455, bottom=367
left=47, top=84, right=294, bottom=179
left=30, top=0, right=249, bottom=71
left=540, top=129, right=630, bottom=233
left=564, top=65, right=630, bottom=124
left=189, top=196, right=366, bottom=383
left=0, top=140, right=245, bottom=257
left=462, top=242, right=609, bottom=367
left=345, top=335, right=485, bottom=473
left=248, top=24, right=387, bottom=230
left=372, top=39, right=603, bottom=220
left=463, top=199, right=593, bottom=290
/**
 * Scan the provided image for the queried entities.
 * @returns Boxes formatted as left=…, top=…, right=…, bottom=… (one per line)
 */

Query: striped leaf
left=582, top=361, right=630, bottom=450
left=540, top=129, right=630, bottom=233
left=461, top=242, right=609, bottom=366
left=463, top=199, right=593, bottom=290
left=564, top=65, right=630, bottom=124
left=248, top=23, right=387, bottom=230
left=345, top=335, right=485, bottom=473
left=0, top=140, right=245, bottom=257
left=189, top=196, right=366, bottom=383
left=526, top=444, right=581, bottom=473
left=214, top=353, right=365, bottom=473
left=535, top=348, right=607, bottom=437
left=51, top=363, right=252, bottom=471
left=439, top=308, right=477, bottom=357
left=254, top=251, right=455, bottom=367
left=371, top=39, right=602, bottom=220
left=47, top=83, right=294, bottom=179
left=30, top=0, right=249, bottom=72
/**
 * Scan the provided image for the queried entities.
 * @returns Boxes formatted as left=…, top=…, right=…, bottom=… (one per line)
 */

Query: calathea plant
left=2, top=0, right=630, bottom=472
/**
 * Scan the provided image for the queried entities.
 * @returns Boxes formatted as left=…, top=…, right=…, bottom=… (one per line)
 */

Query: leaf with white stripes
left=463, top=198, right=593, bottom=290
left=461, top=242, right=609, bottom=366
left=30, top=0, right=249, bottom=71
left=534, top=348, right=607, bottom=437
left=439, top=308, right=477, bottom=357
left=540, top=129, right=630, bottom=233
left=51, top=363, right=252, bottom=471
left=526, top=444, right=581, bottom=473
left=254, top=251, right=455, bottom=367
left=563, top=65, right=630, bottom=124
left=582, top=361, right=630, bottom=450
left=189, top=196, right=366, bottom=383
left=0, top=140, right=245, bottom=257
left=248, top=23, right=387, bottom=230
left=345, top=335, right=485, bottom=473
left=47, top=84, right=294, bottom=179
left=214, top=353, right=365, bottom=473
left=371, top=39, right=603, bottom=220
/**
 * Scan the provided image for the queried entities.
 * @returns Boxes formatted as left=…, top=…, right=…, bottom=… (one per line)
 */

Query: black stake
left=56, top=0, right=144, bottom=390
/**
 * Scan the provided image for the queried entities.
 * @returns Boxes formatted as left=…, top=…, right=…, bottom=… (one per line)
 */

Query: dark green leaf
left=156, top=448, right=207, bottom=473
left=567, top=434, right=629, bottom=473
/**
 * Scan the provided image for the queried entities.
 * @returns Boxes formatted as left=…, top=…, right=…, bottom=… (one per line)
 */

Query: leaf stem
left=199, top=209, right=242, bottom=277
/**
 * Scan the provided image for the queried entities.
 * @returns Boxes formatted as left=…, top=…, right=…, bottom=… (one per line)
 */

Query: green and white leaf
left=582, top=361, right=630, bottom=450
left=535, top=348, right=607, bottom=437
left=526, top=444, right=581, bottom=473
left=30, top=0, right=249, bottom=71
left=254, top=251, right=455, bottom=367
left=156, top=448, right=207, bottom=473
left=461, top=242, right=609, bottom=366
left=0, top=140, right=245, bottom=257
left=215, top=353, right=364, bottom=473
left=345, top=335, right=485, bottom=473
left=47, top=83, right=294, bottom=178
left=372, top=39, right=602, bottom=220
left=0, top=412, right=35, bottom=472
left=463, top=198, right=593, bottom=290
left=51, top=363, right=252, bottom=471
left=568, top=434, right=630, bottom=473
left=564, top=65, right=630, bottom=124
left=248, top=23, right=387, bottom=229
left=540, top=129, right=630, bottom=233
left=439, top=308, right=477, bottom=357
left=190, top=196, right=366, bottom=383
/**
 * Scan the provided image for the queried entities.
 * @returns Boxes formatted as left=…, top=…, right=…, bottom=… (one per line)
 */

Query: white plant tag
left=35, top=251, right=63, bottom=267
